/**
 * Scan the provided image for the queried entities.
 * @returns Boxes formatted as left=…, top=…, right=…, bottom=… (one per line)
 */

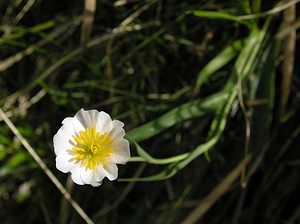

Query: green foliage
left=192, top=10, right=250, bottom=26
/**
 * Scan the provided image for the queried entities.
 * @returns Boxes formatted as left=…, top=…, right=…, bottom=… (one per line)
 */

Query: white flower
left=53, top=109, right=130, bottom=187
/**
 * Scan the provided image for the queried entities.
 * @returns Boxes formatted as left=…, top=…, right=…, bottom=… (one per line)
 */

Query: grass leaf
left=127, top=91, right=229, bottom=142
left=192, top=10, right=250, bottom=26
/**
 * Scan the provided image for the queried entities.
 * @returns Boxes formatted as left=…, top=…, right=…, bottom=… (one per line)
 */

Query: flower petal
left=55, top=150, right=75, bottom=173
left=110, top=139, right=130, bottom=164
left=110, top=120, right=125, bottom=140
left=75, top=109, right=113, bottom=134
left=62, top=117, right=84, bottom=135
left=102, top=163, right=118, bottom=181
left=70, top=166, right=84, bottom=185
left=75, top=109, right=97, bottom=126
left=80, top=168, right=104, bottom=187
left=95, top=111, right=113, bottom=134
left=95, top=166, right=106, bottom=182
left=92, top=181, right=102, bottom=187
left=80, top=169, right=94, bottom=185
left=53, top=129, right=71, bottom=155
left=53, top=117, right=84, bottom=155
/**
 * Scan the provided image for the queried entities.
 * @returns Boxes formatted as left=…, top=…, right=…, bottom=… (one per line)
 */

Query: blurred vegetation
left=0, top=0, right=300, bottom=223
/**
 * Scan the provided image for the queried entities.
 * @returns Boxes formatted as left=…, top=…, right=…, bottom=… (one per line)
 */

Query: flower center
left=70, top=125, right=113, bottom=170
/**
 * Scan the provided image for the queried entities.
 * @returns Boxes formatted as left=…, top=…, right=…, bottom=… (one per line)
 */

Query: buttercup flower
left=53, top=109, right=130, bottom=186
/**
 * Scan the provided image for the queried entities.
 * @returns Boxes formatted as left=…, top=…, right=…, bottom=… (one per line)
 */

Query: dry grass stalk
left=280, top=0, right=296, bottom=117
left=81, top=0, right=96, bottom=47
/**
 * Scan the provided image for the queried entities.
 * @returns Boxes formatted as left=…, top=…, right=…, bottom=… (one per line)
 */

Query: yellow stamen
left=70, top=125, right=113, bottom=170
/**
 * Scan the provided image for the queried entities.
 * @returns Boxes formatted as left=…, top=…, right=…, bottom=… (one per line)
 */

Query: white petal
left=80, top=168, right=104, bottom=187
left=62, top=117, right=84, bottom=135
left=58, top=117, right=85, bottom=140
left=75, top=108, right=92, bottom=128
left=110, top=139, right=130, bottom=164
left=95, top=111, right=113, bottom=134
left=75, top=109, right=113, bottom=134
left=53, top=129, right=71, bottom=155
left=70, top=166, right=84, bottom=185
left=80, top=169, right=94, bottom=184
left=53, top=117, right=84, bottom=155
left=102, top=163, right=118, bottom=181
left=110, top=120, right=125, bottom=140
left=95, top=166, right=106, bottom=182
left=91, top=181, right=102, bottom=187
left=55, top=150, right=75, bottom=173
left=75, top=108, right=97, bottom=128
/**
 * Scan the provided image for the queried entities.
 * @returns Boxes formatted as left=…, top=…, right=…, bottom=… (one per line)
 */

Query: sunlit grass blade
left=195, top=38, right=244, bottom=92
left=0, top=20, right=55, bottom=43
left=127, top=138, right=189, bottom=164
left=191, top=10, right=250, bottom=26
left=119, top=138, right=216, bottom=182
left=225, top=29, right=267, bottom=91
left=127, top=91, right=229, bottom=142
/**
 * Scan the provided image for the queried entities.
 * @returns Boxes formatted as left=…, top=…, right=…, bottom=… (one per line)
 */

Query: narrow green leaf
left=127, top=91, right=229, bottom=142
left=252, top=0, right=262, bottom=13
left=224, top=29, right=266, bottom=91
left=0, top=21, right=55, bottom=43
left=195, top=39, right=244, bottom=91
left=250, top=40, right=276, bottom=156
left=192, top=10, right=250, bottom=26
left=127, top=138, right=189, bottom=164
left=119, top=138, right=217, bottom=182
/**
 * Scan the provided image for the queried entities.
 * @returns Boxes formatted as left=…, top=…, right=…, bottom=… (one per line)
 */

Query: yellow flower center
left=70, top=126, right=113, bottom=170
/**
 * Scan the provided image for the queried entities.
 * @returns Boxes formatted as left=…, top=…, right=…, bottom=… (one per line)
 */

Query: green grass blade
left=127, top=91, right=229, bottom=142
left=127, top=138, right=189, bottom=164
left=252, top=0, right=262, bottom=13
left=195, top=38, right=244, bottom=91
left=249, top=40, right=276, bottom=156
left=119, top=138, right=216, bottom=182
left=0, top=21, right=55, bottom=43
left=192, top=10, right=250, bottom=26
left=224, top=30, right=266, bottom=91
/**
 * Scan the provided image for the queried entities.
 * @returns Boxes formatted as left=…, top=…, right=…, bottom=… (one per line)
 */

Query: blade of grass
left=0, top=20, right=56, bottom=43
left=127, top=91, right=229, bottom=142
left=252, top=0, right=262, bottom=13
left=81, top=0, right=96, bottom=47
left=237, top=0, right=300, bottom=20
left=191, top=10, right=250, bottom=26
left=195, top=38, right=244, bottom=92
left=127, top=138, right=189, bottom=164
left=13, top=0, right=36, bottom=25
left=249, top=40, right=276, bottom=156
left=279, top=0, right=296, bottom=118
